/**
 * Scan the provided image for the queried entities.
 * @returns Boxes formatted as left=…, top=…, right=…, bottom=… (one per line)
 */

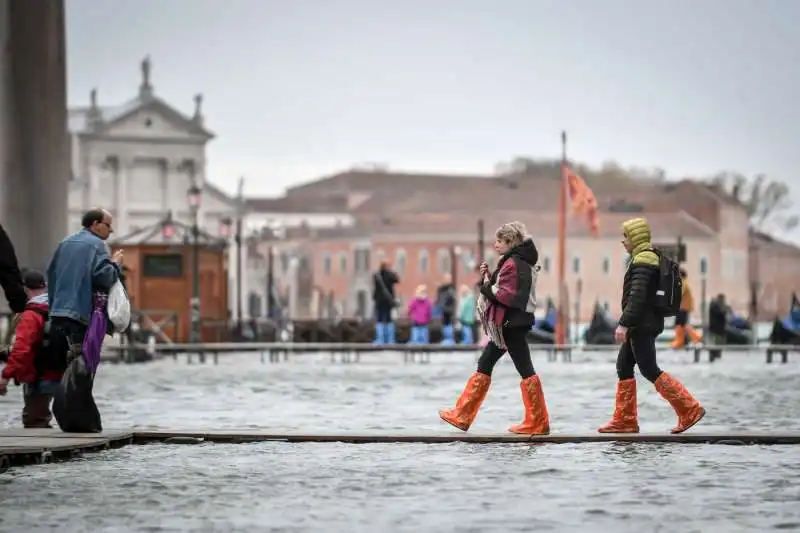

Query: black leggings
left=616, top=330, right=663, bottom=383
left=477, top=325, right=535, bottom=379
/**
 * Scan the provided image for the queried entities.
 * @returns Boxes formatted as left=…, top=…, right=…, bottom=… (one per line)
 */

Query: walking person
left=0, top=270, right=63, bottom=427
left=0, top=222, right=27, bottom=314
left=439, top=221, right=548, bottom=435
left=48, top=208, right=123, bottom=432
left=599, top=217, right=705, bottom=434
left=671, top=268, right=702, bottom=348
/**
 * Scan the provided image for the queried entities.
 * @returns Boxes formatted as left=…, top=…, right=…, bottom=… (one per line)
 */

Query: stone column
left=5, top=0, right=69, bottom=271
left=115, top=157, right=131, bottom=235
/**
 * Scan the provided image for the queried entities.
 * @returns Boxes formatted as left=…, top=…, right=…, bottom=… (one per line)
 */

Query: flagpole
left=556, top=131, right=568, bottom=346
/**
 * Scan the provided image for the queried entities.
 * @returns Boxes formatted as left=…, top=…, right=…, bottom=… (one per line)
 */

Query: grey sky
left=67, top=0, right=800, bottom=210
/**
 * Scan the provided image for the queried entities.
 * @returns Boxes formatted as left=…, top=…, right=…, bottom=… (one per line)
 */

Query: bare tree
left=709, top=172, right=798, bottom=231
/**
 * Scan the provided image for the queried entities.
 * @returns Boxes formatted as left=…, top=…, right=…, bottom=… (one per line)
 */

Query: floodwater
left=1, top=349, right=799, bottom=533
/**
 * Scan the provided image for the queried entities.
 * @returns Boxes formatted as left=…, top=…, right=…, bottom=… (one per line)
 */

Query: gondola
left=528, top=300, right=557, bottom=344
left=769, top=293, right=800, bottom=346
left=583, top=302, right=616, bottom=345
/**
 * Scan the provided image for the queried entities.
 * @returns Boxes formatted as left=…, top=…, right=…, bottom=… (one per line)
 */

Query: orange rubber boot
left=508, top=375, right=550, bottom=435
left=671, top=326, right=686, bottom=349
left=439, top=372, right=491, bottom=431
left=686, top=325, right=703, bottom=344
left=598, top=378, right=639, bottom=433
left=655, top=372, right=706, bottom=434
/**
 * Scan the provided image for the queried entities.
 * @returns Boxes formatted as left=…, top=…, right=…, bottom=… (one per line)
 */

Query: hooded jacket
left=2, top=294, right=63, bottom=383
left=480, top=237, right=539, bottom=328
left=618, top=217, right=664, bottom=334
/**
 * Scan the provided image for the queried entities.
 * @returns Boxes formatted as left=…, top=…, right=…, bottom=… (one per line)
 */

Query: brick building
left=250, top=165, right=800, bottom=322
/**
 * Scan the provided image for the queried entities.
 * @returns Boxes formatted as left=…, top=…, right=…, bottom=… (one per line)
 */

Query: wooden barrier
left=101, top=342, right=800, bottom=366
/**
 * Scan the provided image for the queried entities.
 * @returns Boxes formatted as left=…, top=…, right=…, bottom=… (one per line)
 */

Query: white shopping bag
left=107, top=279, right=131, bottom=333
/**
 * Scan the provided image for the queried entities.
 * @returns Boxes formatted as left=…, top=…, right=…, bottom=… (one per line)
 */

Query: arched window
left=418, top=248, right=429, bottom=274
left=395, top=249, right=407, bottom=274
left=323, top=253, right=332, bottom=275
left=437, top=248, right=451, bottom=275
left=602, top=256, right=610, bottom=274
left=338, top=252, right=347, bottom=274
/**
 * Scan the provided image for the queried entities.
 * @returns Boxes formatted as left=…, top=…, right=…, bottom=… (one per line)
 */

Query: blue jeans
left=23, top=380, right=61, bottom=397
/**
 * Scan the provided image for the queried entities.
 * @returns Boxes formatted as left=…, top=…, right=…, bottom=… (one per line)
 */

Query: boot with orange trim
left=686, top=325, right=703, bottom=344
left=670, top=326, right=686, bottom=349
left=508, top=374, right=550, bottom=435
left=654, top=371, right=706, bottom=433
left=439, top=372, right=491, bottom=431
left=597, top=378, right=639, bottom=433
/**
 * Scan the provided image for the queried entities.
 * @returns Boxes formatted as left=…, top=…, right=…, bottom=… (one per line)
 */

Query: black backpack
left=652, top=249, right=683, bottom=317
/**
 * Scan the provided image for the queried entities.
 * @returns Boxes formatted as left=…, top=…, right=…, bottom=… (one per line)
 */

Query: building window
left=339, top=252, right=347, bottom=274
left=419, top=248, right=429, bottom=274
left=543, top=256, right=551, bottom=273
left=602, top=256, right=610, bottom=274
left=438, top=248, right=450, bottom=275
left=353, top=248, right=370, bottom=273
left=461, top=249, right=475, bottom=273
left=142, top=254, right=183, bottom=278
left=375, top=249, right=386, bottom=268
left=395, top=249, right=406, bottom=274
left=699, top=257, right=708, bottom=276
left=572, top=255, right=581, bottom=274
left=323, top=253, right=331, bottom=275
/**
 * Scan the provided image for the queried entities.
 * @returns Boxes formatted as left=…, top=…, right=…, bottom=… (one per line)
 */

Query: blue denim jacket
left=47, top=229, right=121, bottom=325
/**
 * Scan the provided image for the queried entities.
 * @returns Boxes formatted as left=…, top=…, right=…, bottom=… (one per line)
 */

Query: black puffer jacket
left=0, top=223, right=26, bottom=314
left=618, top=218, right=665, bottom=335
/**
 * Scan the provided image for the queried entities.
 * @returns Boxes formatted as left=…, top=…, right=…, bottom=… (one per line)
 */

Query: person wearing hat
left=0, top=269, right=64, bottom=427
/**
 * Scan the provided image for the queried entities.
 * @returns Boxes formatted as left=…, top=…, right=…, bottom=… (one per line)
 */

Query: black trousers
left=375, top=304, right=393, bottom=324
left=477, top=325, right=535, bottom=379
left=675, top=310, right=689, bottom=327
left=616, top=330, right=663, bottom=383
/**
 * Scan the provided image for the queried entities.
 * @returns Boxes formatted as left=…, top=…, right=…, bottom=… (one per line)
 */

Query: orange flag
left=562, top=164, right=599, bottom=237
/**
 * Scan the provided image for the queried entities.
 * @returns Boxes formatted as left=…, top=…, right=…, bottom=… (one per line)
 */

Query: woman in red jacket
left=0, top=271, right=63, bottom=428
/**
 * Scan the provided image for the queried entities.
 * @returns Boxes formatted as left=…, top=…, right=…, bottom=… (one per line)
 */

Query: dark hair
left=81, top=208, right=105, bottom=228
left=679, top=268, right=687, bottom=277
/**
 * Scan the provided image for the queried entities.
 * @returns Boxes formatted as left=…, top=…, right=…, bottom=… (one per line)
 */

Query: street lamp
left=161, top=211, right=175, bottom=240
left=185, top=174, right=202, bottom=345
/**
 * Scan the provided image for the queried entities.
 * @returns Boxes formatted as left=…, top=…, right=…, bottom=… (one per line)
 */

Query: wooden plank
left=103, top=342, right=800, bottom=354
left=131, top=430, right=800, bottom=445
left=0, top=428, right=133, bottom=440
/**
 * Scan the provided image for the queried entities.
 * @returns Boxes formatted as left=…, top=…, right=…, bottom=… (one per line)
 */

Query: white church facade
left=66, top=57, right=249, bottom=321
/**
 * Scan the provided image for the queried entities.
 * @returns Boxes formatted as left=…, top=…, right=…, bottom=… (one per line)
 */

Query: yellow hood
left=623, top=217, right=659, bottom=266
left=622, top=217, right=652, bottom=256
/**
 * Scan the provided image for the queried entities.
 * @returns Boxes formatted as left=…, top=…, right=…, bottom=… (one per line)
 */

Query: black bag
left=51, top=336, right=102, bottom=433
left=653, top=249, right=683, bottom=318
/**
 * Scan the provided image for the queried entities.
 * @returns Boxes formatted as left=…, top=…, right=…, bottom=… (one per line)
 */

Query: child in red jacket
left=0, top=270, right=62, bottom=428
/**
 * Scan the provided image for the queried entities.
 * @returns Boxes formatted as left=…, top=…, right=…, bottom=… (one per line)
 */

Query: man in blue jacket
left=47, top=208, right=124, bottom=348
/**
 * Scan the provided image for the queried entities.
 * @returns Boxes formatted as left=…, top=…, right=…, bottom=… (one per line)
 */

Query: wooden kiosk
left=110, top=214, right=230, bottom=343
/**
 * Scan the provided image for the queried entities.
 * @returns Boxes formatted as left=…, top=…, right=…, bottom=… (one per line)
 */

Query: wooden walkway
left=3, top=428, right=800, bottom=472
left=0, top=429, right=133, bottom=472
